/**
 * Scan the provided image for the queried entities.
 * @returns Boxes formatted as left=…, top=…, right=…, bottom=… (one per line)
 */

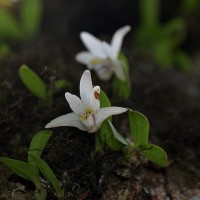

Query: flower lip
left=94, top=91, right=99, bottom=100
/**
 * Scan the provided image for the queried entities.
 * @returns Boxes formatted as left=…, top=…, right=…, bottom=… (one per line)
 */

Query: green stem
left=34, top=179, right=47, bottom=200
left=140, top=0, right=160, bottom=28
left=35, top=186, right=47, bottom=200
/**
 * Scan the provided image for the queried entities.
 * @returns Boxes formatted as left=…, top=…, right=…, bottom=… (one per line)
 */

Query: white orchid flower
left=75, top=25, right=131, bottom=81
left=45, top=70, right=127, bottom=133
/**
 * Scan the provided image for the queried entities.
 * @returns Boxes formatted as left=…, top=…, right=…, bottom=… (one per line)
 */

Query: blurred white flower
left=45, top=70, right=127, bottom=133
left=75, top=26, right=131, bottom=81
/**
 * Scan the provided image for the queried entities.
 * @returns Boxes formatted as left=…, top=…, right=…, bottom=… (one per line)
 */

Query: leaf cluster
left=112, top=52, right=131, bottom=100
left=0, top=131, right=64, bottom=200
left=98, top=91, right=168, bottom=167
left=19, top=65, right=71, bottom=105
left=0, top=0, right=42, bottom=57
left=135, top=0, right=191, bottom=70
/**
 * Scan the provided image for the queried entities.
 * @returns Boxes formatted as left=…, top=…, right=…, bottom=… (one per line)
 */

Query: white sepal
left=75, top=51, right=94, bottom=66
left=80, top=32, right=107, bottom=58
left=45, top=113, right=86, bottom=131
left=96, top=107, right=128, bottom=128
left=111, top=25, right=131, bottom=59
left=79, top=70, right=93, bottom=107
left=65, top=92, right=85, bottom=115
left=102, top=41, right=114, bottom=59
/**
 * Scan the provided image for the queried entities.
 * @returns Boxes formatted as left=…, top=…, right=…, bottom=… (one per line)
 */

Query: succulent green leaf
left=161, top=18, right=186, bottom=46
left=128, top=110, right=149, bottom=147
left=0, top=158, right=40, bottom=187
left=181, top=0, right=200, bottom=12
left=98, top=120, right=111, bottom=143
left=108, top=120, right=128, bottom=145
left=53, top=79, right=72, bottom=91
left=140, top=0, right=160, bottom=28
left=100, top=89, right=111, bottom=108
left=112, top=77, right=131, bottom=100
left=98, top=120, right=124, bottom=151
left=28, top=130, right=52, bottom=162
left=0, top=10, right=22, bottom=41
left=20, top=0, right=42, bottom=37
left=99, top=90, right=112, bottom=121
left=19, top=65, right=48, bottom=101
left=119, top=52, right=129, bottom=72
left=141, top=144, right=168, bottom=167
left=153, top=38, right=174, bottom=67
left=175, top=50, right=191, bottom=71
left=95, top=131, right=104, bottom=152
left=112, top=52, right=131, bottom=100
left=98, top=90, right=124, bottom=150
left=29, top=153, right=64, bottom=198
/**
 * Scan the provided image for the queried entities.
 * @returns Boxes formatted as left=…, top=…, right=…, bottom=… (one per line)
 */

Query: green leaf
left=19, top=65, right=48, bottom=101
left=20, top=0, right=42, bottom=37
left=135, top=25, right=160, bottom=50
left=29, top=153, right=64, bottom=198
left=161, top=18, right=186, bottom=47
left=181, top=0, right=200, bottom=12
left=98, top=90, right=113, bottom=149
left=108, top=120, right=128, bottom=145
left=175, top=50, right=191, bottom=71
left=95, top=131, right=104, bottom=152
left=112, top=77, right=131, bottom=100
left=53, top=79, right=72, bottom=91
left=128, top=110, right=149, bottom=147
left=98, top=120, right=124, bottom=151
left=0, top=158, right=40, bottom=188
left=0, top=10, right=22, bottom=41
left=141, top=144, right=168, bottom=166
left=118, top=52, right=129, bottom=72
left=153, top=38, right=174, bottom=67
left=140, top=0, right=160, bottom=28
left=28, top=130, right=52, bottom=162
left=98, top=90, right=124, bottom=150
left=98, top=89, right=112, bottom=141
left=112, top=52, right=131, bottom=100
left=100, top=89, right=111, bottom=108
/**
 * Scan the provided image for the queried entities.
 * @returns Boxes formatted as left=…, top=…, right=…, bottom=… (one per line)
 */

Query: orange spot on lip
left=94, top=91, right=100, bottom=100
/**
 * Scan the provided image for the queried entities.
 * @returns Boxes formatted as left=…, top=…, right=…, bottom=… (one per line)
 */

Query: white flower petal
left=113, top=60, right=126, bottom=81
left=75, top=51, right=94, bottom=67
left=96, top=107, right=128, bottom=128
left=111, top=25, right=131, bottom=59
left=102, top=41, right=113, bottom=59
left=80, top=32, right=107, bottom=58
left=80, top=70, right=93, bottom=107
left=65, top=92, right=85, bottom=115
left=90, top=86, right=100, bottom=113
left=45, top=113, right=86, bottom=131
left=94, top=65, right=113, bottom=81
